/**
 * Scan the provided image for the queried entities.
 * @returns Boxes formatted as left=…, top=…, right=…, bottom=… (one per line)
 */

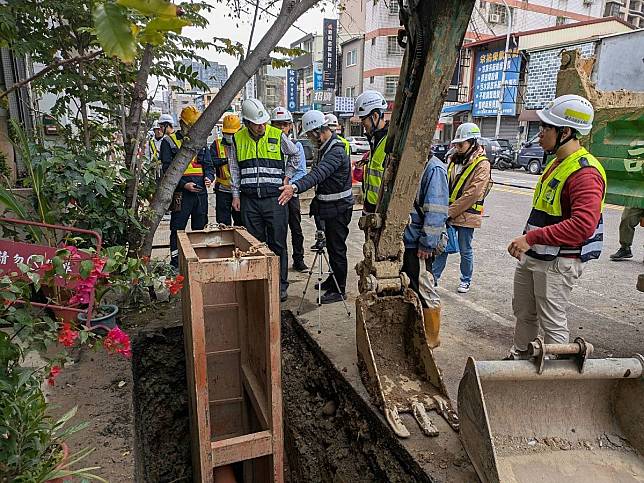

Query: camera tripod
left=297, top=232, right=351, bottom=332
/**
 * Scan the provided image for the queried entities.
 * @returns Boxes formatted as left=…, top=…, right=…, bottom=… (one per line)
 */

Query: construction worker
left=507, top=94, right=606, bottom=358
left=229, top=98, right=300, bottom=302
left=432, top=122, right=491, bottom=293
left=160, top=106, right=214, bottom=269
left=354, top=90, right=388, bottom=213
left=278, top=110, right=354, bottom=304
left=271, top=106, right=309, bottom=272
left=210, top=114, right=242, bottom=226
left=609, top=206, right=644, bottom=262
left=401, top=154, right=449, bottom=348
left=324, top=113, right=350, bottom=155
left=147, top=120, right=164, bottom=162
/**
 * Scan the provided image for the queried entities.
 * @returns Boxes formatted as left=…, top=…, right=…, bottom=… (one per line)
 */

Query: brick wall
left=524, top=42, right=595, bottom=109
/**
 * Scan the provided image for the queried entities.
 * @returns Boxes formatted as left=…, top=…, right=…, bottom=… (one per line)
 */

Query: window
left=389, top=1, right=399, bottom=14
left=604, top=1, right=622, bottom=16
left=303, top=39, right=313, bottom=53
left=266, top=85, right=276, bottom=98
left=387, top=36, right=404, bottom=56
left=370, top=76, right=375, bottom=84
left=345, top=86, right=356, bottom=97
left=555, top=16, right=567, bottom=25
left=385, top=76, right=398, bottom=97
left=489, top=3, right=514, bottom=24
left=346, top=49, right=357, bottom=67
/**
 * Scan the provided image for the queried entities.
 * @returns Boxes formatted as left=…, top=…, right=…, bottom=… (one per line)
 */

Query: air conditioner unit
left=488, top=13, right=501, bottom=23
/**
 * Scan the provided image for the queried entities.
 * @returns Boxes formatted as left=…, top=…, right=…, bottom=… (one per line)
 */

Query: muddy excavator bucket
left=458, top=339, right=644, bottom=483
left=355, top=289, right=458, bottom=439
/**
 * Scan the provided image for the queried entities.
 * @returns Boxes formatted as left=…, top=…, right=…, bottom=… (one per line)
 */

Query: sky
left=180, top=1, right=336, bottom=74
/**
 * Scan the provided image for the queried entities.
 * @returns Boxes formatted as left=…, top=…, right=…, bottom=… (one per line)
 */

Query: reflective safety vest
left=213, top=139, right=232, bottom=189
left=337, top=135, right=351, bottom=156
left=447, top=154, right=489, bottom=215
left=364, top=134, right=387, bottom=205
left=525, top=147, right=607, bottom=262
left=166, top=133, right=203, bottom=176
left=234, top=125, right=284, bottom=198
left=149, top=137, right=161, bottom=160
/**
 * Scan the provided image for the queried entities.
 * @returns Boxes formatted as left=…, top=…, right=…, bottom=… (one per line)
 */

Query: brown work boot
left=422, top=307, right=441, bottom=349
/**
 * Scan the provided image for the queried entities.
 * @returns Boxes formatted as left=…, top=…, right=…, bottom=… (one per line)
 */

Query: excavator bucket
left=458, top=340, right=644, bottom=483
left=356, top=290, right=458, bottom=438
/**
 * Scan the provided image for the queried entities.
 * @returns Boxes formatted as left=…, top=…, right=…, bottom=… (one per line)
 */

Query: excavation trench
left=131, top=311, right=431, bottom=482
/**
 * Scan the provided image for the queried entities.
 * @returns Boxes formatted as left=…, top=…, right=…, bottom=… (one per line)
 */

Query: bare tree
left=139, top=0, right=321, bottom=256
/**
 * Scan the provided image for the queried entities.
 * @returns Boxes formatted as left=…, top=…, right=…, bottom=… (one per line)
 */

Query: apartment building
left=604, top=0, right=644, bottom=27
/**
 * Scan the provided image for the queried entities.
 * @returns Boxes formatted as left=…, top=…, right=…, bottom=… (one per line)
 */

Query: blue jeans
left=433, top=226, right=475, bottom=284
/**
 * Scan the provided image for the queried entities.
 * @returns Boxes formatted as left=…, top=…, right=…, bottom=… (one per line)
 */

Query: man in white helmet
left=146, top=120, right=164, bottom=163
left=270, top=106, right=308, bottom=272
left=323, top=113, right=350, bottom=155
left=432, top=122, right=491, bottom=293
left=506, top=94, right=606, bottom=359
left=278, top=110, right=354, bottom=304
left=228, top=98, right=301, bottom=302
left=353, top=90, right=388, bottom=213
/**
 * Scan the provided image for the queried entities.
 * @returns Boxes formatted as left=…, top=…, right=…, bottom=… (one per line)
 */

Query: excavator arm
left=355, top=0, right=475, bottom=438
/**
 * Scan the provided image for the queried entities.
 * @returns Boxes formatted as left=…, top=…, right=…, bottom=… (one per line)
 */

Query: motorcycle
left=494, top=150, right=518, bottom=170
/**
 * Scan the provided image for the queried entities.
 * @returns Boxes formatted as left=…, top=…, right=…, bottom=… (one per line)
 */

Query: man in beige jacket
left=432, top=123, right=491, bottom=293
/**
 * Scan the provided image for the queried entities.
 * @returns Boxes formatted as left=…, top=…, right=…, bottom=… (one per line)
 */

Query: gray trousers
left=619, top=206, right=644, bottom=248
left=512, top=256, right=584, bottom=351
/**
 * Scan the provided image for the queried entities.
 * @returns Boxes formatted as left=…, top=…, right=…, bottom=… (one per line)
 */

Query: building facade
left=604, top=0, right=644, bottom=27
left=289, top=33, right=324, bottom=113
left=181, top=59, right=229, bottom=90
left=256, top=65, right=287, bottom=111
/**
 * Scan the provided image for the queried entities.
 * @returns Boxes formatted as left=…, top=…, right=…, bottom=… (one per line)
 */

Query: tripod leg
left=297, top=251, right=319, bottom=315
left=321, top=250, right=351, bottom=317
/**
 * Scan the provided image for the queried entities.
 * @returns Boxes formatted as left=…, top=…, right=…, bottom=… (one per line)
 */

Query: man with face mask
left=353, top=90, right=388, bottom=213
left=324, top=113, right=350, bottom=156
left=278, top=110, right=354, bottom=304
left=210, top=114, right=242, bottom=226
left=432, top=122, right=491, bottom=293
left=228, top=98, right=301, bottom=302
left=506, top=95, right=606, bottom=359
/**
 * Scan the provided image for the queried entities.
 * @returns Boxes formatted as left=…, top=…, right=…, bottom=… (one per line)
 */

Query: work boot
left=457, top=282, right=470, bottom=293
left=320, top=290, right=345, bottom=304
left=422, top=306, right=441, bottom=349
left=293, top=260, right=309, bottom=272
left=280, top=289, right=288, bottom=302
left=610, top=246, right=633, bottom=261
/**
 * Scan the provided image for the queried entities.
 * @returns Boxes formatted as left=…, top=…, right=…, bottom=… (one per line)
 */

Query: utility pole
left=495, top=0, right=512, bottom=139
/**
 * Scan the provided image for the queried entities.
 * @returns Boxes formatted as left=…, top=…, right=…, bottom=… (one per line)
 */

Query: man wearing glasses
left=506, top=94, right=606, bottom=359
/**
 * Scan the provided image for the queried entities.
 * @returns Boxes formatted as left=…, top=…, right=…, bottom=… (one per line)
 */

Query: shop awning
left=518, top=109, right=541, bottom=122
left=441, top=102, right=473, bottom=115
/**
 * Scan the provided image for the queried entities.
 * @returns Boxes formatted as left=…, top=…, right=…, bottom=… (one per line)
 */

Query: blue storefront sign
left=287, top=69, right=298, bottom=111
left=472, top=47, right=521, bottom=117
left=313, top=62, right=323, bottom=91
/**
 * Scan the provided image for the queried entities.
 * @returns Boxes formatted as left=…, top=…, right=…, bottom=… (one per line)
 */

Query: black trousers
left=241, top=195, right=289, bottom=291
left=322, top=208, right=352, bottom=293
left=215, top=189, right=242, bottom=226
left=170, top=192, right=208, bottom=268
left=287, top=197, right=305, bottom=264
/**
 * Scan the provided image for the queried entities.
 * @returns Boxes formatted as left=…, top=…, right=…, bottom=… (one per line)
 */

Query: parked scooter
left=494, top=151, right=517, bottom=170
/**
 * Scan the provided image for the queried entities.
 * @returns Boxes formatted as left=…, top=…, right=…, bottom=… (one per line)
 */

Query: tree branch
left=0, top=51, right=101, bottom=100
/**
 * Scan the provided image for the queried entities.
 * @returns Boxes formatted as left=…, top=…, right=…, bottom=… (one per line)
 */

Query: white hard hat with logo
left=241, top=98, right=270, bottom=124
left=537, top=94, right=594, bottom=136
left=152, top=120, right=161, bottom=129
left=324, top=113, right=339, bottom=127
left=452, top=122, right=482, bottom=143
left=354, top=90, right=387, bottom=118
left=158, top=114, right=174, bottom=126
left=301, top=110, right=327, bottom=134
left=271, top=106, right=293, bottom=122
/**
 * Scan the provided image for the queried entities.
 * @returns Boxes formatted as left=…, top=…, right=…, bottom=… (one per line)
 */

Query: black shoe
left=293, top=261, right=309, bottom=272
left=280, top=290, right=288, bottom=302
left=320, top=291, right=345, bottom=304
left=610, top=246, right=633, bottom=260
left=314, top=279, right=334, bottom=291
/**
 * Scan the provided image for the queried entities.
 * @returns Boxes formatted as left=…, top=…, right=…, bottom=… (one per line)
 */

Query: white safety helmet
left=354, top=90, right=387, bottom=118
left=324, top=113, right=339, bottom=128
left=271, top=106, right=293, bottom=123
left=301, top=110, right=327, bottom=134
left=537, top=94, right=594, bottom=136
left=158, top=113, right=174, bottom=126
left=152, top=120, right=161, bottom=129
left=241, top=98, right=270, bottom=124
left=452, top=122, right=481, bottom=143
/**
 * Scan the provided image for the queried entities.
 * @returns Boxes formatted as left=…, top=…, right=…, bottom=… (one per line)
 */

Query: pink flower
left=47, top=365, right=62, bottom=385
left=104, top=327, right=131, bottom=358
left=57, top=321, right=79, bottom=347
left=63, top=245, right=81, bottom=261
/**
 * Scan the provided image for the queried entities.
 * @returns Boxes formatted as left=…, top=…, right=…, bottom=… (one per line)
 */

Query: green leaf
left=80, top=260, right=94, bottom=279
left=142, top=16, right=190, bottom=35
left=93, top=3, right=137, bottom=63
left=117, top=0, right=178, bottom=18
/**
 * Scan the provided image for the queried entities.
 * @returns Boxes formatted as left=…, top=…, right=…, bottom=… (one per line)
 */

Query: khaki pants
left=512, top=256, right=584, bottom=350
left=619, top=206, right=644, bottom=248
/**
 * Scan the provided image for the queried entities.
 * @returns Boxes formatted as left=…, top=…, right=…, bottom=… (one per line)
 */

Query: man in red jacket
left=506, top=94, right=606, bottom=358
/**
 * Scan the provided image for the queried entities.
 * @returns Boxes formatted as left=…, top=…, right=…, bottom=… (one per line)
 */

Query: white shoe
left=457, top=282, right=470, bottom=293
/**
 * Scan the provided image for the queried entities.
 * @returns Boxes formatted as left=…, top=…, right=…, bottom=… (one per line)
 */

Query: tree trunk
left=138, top=0, right=320, bottom=256
left=124, top=44, right=155, bottom=210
